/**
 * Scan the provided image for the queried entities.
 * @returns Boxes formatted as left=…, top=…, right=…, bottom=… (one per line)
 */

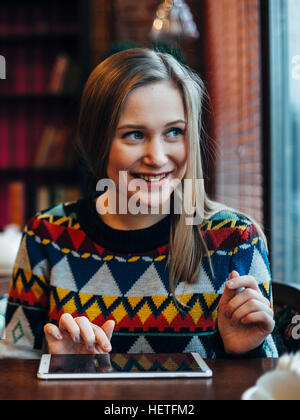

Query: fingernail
left=227, top=280, right=234, bottom=288
left=56, top=332, right=63, bottom=340
left=104, top=343, right=112, bottom=352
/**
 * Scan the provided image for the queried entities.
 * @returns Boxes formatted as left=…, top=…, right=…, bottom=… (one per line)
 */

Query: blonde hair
left=77, top=48, right=267, bottom=301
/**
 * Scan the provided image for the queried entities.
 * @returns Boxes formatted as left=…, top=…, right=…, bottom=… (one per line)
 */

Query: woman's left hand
left=217, top=271, right=275, bottom=355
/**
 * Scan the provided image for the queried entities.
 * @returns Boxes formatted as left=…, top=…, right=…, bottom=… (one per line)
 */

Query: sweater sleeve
left=0, top=219, right=50, bottom=359
left=216, top=223, right=279, bottom=358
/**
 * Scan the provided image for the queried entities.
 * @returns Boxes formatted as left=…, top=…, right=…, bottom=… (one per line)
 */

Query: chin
left=136, top=192, right=172, bottom=214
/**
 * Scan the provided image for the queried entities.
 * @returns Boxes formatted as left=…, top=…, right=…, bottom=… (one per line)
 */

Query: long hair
left=77, top=48, right=267, bottom=301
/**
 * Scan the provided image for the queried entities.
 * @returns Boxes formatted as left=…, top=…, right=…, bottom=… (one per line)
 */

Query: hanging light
left=150, top=0, right=199, bottom=42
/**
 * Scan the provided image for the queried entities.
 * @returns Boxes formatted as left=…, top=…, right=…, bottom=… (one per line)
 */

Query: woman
left=1, top=49, right=278, bottom=358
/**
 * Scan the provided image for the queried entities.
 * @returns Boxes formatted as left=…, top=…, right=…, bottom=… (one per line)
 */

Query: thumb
left=101, top=320, right=115, bottom=341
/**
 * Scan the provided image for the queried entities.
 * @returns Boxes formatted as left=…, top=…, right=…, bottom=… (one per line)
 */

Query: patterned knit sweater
left=0, top=193, right=278, bottom=359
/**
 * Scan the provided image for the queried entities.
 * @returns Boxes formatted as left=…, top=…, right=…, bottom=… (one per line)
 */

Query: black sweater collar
left=76, top=193, right=170, bottom=254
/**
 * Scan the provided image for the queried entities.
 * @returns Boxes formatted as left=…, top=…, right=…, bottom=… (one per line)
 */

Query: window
left=269, top=0, right=300, bottom=285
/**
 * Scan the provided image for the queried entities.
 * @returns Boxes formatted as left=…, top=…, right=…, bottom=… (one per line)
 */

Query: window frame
left=265, top=0, right=300, bottom=285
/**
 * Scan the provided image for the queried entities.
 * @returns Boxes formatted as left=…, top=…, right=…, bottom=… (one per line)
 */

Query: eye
left=166, top=128, right=184, bottom=138
left=122, top=131, right=144, bottom=140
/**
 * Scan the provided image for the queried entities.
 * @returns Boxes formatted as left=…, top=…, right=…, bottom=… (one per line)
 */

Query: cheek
left=107, top=144, right=133, bottom=177
left=107, top=148, right=143, bottom=188
left=173, top=143, right=188, bottom=172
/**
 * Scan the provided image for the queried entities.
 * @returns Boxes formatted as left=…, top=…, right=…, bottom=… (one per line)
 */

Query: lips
left=131, top=171, right=172, bottom=182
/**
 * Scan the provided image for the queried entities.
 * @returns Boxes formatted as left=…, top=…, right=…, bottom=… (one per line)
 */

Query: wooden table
left=0, top=358, right=277, bottom=400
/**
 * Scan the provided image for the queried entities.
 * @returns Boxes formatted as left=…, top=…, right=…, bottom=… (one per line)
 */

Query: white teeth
left=136, top=174, right=167, bottom=182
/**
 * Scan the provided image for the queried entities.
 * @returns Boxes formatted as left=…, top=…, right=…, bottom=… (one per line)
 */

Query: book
left=34, top=124, right=75, bottom=168
left=7, top=181, right=25, bottom=228
left=15, top=104, right=27, bottom=168
left=46, top=126, right=72, bottom=167
left=0, top=5, right=9, bottom=35
left=32, top=4, right=50, bottom=34
left=48, top=54, right=70, bottom=94
left=32, top=47, right=46, bottom=94
left=14, top=48, right=27, bottom=95
left=48, top=53, right=80, bottom=94
left=33, top=125, right=57, bottom=167
left=0, top=184, right=8, bottom=231
left=36, top=186, right=50, bottom=212
left=61, top=60, right=80, bottom=94
left=13, top=5, right=28, bottom=35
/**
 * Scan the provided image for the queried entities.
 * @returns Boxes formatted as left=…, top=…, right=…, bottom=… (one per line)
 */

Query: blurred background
left=0, top=0, right=299, bottom=288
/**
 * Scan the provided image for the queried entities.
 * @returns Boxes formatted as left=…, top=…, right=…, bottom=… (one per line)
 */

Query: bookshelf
left=0, top=0, right=90, bottom=231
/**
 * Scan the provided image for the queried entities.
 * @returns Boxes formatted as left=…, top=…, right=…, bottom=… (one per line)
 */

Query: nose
left=142, top=136, right=168, bottom=167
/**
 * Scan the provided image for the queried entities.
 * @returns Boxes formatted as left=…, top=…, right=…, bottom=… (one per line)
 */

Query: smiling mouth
left=131, top=172, right=172, bottom=182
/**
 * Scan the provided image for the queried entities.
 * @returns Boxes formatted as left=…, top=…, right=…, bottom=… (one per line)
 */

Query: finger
left=44, top=323, right=63, bottom=341
left=92, top=324, right=112, bottom=353
left=219, top=271, right=241, bottom=306
left=226, top=274, right=260, bottom=293
left=241, top=311, right=275, bottom=333
left=101, top=320, right=115, bottom=341
left=225, top=288, right=271, bottom=319
left=59, top=313, right=81, bottom=343
left=75, top=316, right=96, bottom=352
left=230, top=270, right=240, bottom=279
left=230, top=300, right=274, bottom=327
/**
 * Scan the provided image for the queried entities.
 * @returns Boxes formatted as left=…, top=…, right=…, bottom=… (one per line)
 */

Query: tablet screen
left=48, top=353, right=206, bottom=375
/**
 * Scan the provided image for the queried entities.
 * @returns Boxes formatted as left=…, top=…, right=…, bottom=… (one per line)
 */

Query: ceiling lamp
left=150, top=0, right=199, bottom=42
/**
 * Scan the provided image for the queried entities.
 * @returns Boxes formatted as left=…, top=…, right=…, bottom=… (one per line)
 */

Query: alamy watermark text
left=0, top=55, right=6, bottom=80
left=96, top=171, right=205, bottom=226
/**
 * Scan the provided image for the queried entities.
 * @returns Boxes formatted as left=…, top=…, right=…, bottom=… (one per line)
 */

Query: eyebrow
left=117, top=120, right=186, bottom=131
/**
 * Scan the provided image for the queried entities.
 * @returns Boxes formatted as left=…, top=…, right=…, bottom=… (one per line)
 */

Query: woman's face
left=106, top=80, right=188, bottom=211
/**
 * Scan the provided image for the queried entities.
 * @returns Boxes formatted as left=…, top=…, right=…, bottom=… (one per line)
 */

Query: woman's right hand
left=44, top=314, right=115, bottom=355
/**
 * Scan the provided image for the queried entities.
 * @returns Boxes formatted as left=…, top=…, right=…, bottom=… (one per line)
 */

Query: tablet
left=37, top=353, right=212, bottom=379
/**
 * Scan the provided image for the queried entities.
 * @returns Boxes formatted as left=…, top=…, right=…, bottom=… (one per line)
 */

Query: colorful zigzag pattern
left=3, top=199, right=278, bottom=358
